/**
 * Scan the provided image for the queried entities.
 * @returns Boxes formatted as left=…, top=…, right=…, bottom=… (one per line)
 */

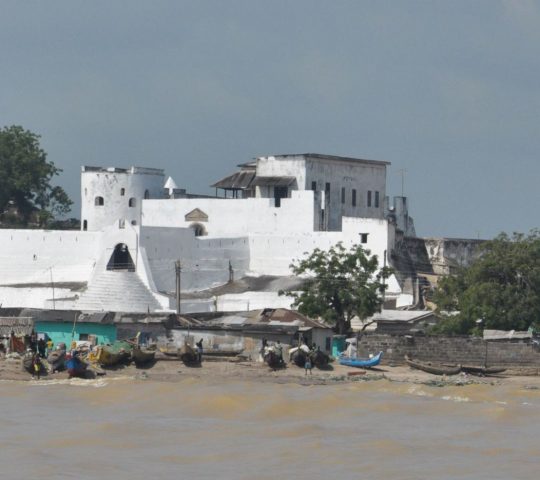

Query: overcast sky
left=1, top=1, right=539, bottom=238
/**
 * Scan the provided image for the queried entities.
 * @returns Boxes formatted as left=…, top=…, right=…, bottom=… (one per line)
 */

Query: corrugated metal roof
left=211, top=170, right=256, bottom=189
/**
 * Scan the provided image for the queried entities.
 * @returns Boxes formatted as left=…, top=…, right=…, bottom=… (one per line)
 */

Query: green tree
left=0, top=125, right=72, bottom=227
left=432, top=231, right=540, bottom=334
left=281, top=242, right=391, bottom=334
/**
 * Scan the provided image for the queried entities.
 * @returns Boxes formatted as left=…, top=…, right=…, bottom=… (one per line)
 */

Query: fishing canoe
left=132, top=346, right=156, bottom=366
left=289, top=347, right=308, bottom=367
left=47, top=348, right=66, bottom=373
left=405, top=356, right=461, bottom=375
left=96, top=341, right=132, bottom=367
left=309, top=350, right=330, bottom=368
left=179, top=344, right=199, bottom=365
left=66, top=354, right=87, bottom=378
left=460, top=365, right=506, bottom=376
left=339, top=351, right=383, bottom=368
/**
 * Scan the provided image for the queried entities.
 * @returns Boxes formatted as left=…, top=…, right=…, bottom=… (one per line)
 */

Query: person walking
left=196, top=339, right=203, bottom=363
left=32, top=353, right=42, bottom=380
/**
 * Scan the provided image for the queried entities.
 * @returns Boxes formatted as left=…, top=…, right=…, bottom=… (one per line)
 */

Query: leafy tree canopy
left=0, top=125, right=72, bottom=227
left=432, top=231, right=540, bottom=334
left=281, top=242, right=391, bottom=334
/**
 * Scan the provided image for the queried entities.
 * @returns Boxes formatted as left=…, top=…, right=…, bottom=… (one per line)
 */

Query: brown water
left=1, top=377, right=539, bottom=479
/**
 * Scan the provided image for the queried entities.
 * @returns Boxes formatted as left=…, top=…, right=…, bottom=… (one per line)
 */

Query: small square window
left=360, top=233, right=368, bottom=244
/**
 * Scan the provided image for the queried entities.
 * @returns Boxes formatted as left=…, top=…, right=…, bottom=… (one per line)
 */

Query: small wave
left=441, top=395, right=470, bottom=402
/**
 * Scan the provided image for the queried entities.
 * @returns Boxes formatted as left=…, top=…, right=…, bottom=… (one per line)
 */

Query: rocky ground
left=2, top=353, right=540, bottom=389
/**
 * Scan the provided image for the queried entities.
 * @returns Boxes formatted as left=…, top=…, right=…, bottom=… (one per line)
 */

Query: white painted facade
left=81, top=166, right=165, bottom=232
left=0, top=153, right=410, bottom=314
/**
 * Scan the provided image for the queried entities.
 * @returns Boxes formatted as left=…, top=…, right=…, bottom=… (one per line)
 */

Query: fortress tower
left=80, top=166, right=165, bottom=231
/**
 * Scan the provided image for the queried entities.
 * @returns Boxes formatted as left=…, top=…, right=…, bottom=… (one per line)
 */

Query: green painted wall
left=34, top=322, right=116, bottom=347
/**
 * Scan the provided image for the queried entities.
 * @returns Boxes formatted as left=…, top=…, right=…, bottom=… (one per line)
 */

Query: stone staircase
left=75, top=269, right=163, bottom=312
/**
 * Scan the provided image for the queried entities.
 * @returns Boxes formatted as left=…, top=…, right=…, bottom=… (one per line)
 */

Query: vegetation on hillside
left=432, top=231, right=540, bottom=334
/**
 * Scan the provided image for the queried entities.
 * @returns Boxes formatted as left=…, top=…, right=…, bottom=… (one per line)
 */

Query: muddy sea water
left=0, top=377, right=539, bottom=480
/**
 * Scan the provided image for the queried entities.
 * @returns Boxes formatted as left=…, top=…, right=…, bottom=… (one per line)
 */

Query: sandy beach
left=2, top=354, right=540, bottom=389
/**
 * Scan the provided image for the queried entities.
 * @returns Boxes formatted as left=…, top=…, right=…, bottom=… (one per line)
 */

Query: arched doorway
left=106, top=243, right=135, bottom=271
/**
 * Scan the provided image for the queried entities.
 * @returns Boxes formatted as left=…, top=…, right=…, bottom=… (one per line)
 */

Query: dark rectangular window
left=341, top=187, right=345, bottom=204
left=360, top=233, right=368, bottom=244
left=352, top=189, right=356, bottom=207
left=375, top=191, right=380, bottom=208
left=325, top=182, right=330, bottom=193
left=367, top=190, right=372, bottom=207
left=325, top=337, right=331, bottom=351
left=311, top=181, right=317, bottom=191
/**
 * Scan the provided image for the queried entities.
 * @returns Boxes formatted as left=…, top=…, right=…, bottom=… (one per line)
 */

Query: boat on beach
left=132, top=346, right=156, bottom=366
left=47, top=348, right=66, bottom=372
left=404, top=355, right=461, bottom=375
left=179, top=344, right=199, bottom=365
left=339, top=351, right=383, bottom=368
left=65, top=354, right=87, bottom=378
left=309, top=349, right=330, bottom=368
left=95, top=341, right=132, bottom=367
left=460, top=365, right=506, bottom=376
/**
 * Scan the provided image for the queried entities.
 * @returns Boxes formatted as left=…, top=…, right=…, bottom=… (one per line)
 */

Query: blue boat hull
left=339, top=351, right=383, bottom=368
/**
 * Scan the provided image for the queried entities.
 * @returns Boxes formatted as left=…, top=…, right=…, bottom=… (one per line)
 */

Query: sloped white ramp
left=75, top=270, right=163, bottom=313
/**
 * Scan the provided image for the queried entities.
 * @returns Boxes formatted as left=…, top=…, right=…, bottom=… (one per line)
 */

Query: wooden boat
left=289, top=347, right=308, bottom=367
left=65, top=354, right=87, bottom=378
left=339, top=351, right=383, bottom=368
left=264, top=348, right=285, bottom=369
left=132, top=346, right=156, bottom=366
left=460, top=365, right=506, bottom=376
left=96, top=341, right=132, bottom=367
left=158, top=346, right=179, bottom=357
left=47, top=348, right=66, bottom=372
left=405, top=356, right=461, bottom=375
left=309, top=350, right=330, bottom=368
left=179, top=344, right=199, bottom=365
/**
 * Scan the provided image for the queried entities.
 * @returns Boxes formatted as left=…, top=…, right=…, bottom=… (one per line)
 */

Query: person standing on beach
left=304, top=355, right=312, bottom=375
left=196, top=339, right=203, bottom=363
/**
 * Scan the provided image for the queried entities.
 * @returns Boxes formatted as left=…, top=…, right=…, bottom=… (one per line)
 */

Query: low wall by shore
left=358, top=333, right=540, bottom=367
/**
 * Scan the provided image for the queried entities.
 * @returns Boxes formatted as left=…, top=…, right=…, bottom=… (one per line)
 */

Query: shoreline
left=2, top=356, right=540, bottom=389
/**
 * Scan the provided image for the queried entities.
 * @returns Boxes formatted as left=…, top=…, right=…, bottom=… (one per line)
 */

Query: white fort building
left=0, top=153, right=416, bottom=313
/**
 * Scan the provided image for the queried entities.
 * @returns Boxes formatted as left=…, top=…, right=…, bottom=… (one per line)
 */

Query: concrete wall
left=141, top=190, right=315, bottom=237
left=81, top=166, right=165, bottom=232
left=34, top=321, right=117, bottom=346
left=357, top=333, right=540, bottom=367
left=0, top=229, right=102, bottom=285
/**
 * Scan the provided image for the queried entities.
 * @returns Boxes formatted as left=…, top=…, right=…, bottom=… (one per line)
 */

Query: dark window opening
left=191, top=223, right=206, bottom=237
left=325, top=182, right=330, bottom=193
left=341, top=187, right=345, bottom=204
left=360, top=233, right=369, bottom=244
left=106, top=243, right=135, bottom=271
left=144, top=189, right=150, bottom=199
left=311, top=181, right=317, bottom=191
left=131, top=220, right=137, bottom=226
left=128, top=198, right=136, bottom=207
left=78, top=333, right=89, bottom=341
left=375, top=191, right=380, bottom=208
left=83, top=220, right=88, bottom=231
left=352, top=189, right=357, bottom=207
left=95, top=196, right=104, bottom=206
left=274, top=186, right=288, bottom=208
left=367, top=191, right=372, bottom=207
left=120, top=188, right=125, bottom=196
left=325, top=337, right=331, bottom=352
